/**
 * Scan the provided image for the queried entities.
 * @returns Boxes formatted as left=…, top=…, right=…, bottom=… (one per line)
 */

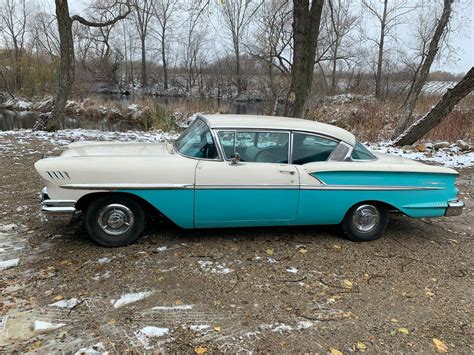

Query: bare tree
left=327, top=0, right=357, bottom=94
left=287, top=0, right=325, bottom=118
left=362, top=0, right=414, bottom=100
left=152, top=0, right=178, bottom=90
left=392, top=0, right=452, bottom=139
left=218, top=0, right=263, bottom=95
left=393, top=67, right=473, bottom=146
left=248, top=0, right=292, bottom=113
left=131, top=0, right=154, bottom=87
left=39, top=0, right=131, bottom=131
left=180, top=0, right=209, bottom=93
left=0, top=0, right=29, bottom=91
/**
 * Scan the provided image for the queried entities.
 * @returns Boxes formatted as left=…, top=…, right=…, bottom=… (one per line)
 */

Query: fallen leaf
left=298, top=247, right=308, bottom=254
left=175, top=299, right=183, bottom=305
left=214, top=325, right=221, bottom=332
left=330, top=347, right=343, bottom=355
left=343, top=280, right=353, bottom=289
left=425, top=290, right=435, bottom=297
left=333, top=244, right=342, bottom=252
left=432, top=338, right=448, bottom=353
left=390, top=318, right=398, bottom=323
left=53, top=295, right=64, bottom=301
left=27, top=341, right=42, bottom=351
left=266, top=249, right=274, bottom=256
left=397, top=327, right=410, bottom=335
left=356, top=341, right=367, bottom=351
left=194, top=345, right=207, bottom=354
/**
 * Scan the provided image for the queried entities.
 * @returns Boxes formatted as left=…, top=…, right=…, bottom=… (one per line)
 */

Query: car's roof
left=201, top=114, right=356, bottom=145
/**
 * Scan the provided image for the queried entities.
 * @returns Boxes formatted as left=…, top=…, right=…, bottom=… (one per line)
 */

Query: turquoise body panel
left=194, top=189, right=298, bottom=228
left=120, top=189, right=195, bottom=228
left=119, top=171, right=458, bottom=229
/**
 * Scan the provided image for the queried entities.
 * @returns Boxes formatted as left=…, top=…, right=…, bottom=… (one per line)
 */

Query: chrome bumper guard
left=40, top=187, right=76, bottom=214
left=445, top=200, right=464, bottom=217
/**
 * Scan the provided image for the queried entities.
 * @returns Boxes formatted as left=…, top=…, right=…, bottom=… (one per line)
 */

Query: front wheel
left=342, top=203, right=388, bottom=242
left=84, top=195, right=145, bottom=247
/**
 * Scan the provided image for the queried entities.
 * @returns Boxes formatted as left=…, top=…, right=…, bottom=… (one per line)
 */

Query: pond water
left=1, top=96, right=274, bottom=131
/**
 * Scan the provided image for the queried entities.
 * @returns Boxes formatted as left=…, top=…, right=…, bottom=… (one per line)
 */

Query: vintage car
left=35, top=114, right=464, bottom=247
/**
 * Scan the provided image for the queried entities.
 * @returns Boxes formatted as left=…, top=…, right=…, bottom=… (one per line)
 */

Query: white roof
left=201, top=114, right=356, bottom=145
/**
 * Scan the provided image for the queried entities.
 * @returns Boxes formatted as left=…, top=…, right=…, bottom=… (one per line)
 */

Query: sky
left=47, top=0, right=474, bottom=74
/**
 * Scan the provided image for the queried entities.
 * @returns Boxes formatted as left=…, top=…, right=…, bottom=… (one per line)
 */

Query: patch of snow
left=74, top=342, right=108, bottom=355
left=156, top=246, right=168, bottom=252
left=113, top=291, right=153, bottom=309
left=34, top=320, right=66, bottom=332
left=297, top=320, right=314, bottom=330
left=97, top=257, right=111, bottom=264
left=135, top=326, right=169, bottom=349
left=286, top=267, right=299, bottom=274
left=271, top=324, right=293, bottom=333
left=0, top=258, right=19, bottom=270
left=152, top=305, right=193, bottom=311
left=50, top=298, right=80, bottom=309
left=267, top=257, right=277, bottom=263
left=371, top=142, right=474, bottom=168
left=197, top=260, right=233, bottom=274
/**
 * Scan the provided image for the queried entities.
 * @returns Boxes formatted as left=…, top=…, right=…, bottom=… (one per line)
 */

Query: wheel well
left=75, top=192, right=163, bottom=218
left=349, top=200, right=399, bottom=213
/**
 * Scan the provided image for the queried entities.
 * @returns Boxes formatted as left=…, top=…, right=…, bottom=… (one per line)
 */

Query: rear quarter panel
left=294, top=167, right=458, bottom=225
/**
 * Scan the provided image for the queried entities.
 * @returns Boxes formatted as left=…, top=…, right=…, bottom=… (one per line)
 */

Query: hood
left=61, top=141, right=173, bottom=157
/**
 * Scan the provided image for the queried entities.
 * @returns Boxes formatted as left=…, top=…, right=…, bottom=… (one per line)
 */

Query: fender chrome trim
left=60, top=183, right=194, bottom=190
left=299, top=185, right=444, bottom=191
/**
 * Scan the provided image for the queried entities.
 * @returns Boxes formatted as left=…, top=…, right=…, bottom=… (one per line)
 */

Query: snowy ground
left=0, top=128, right=473, bottom=353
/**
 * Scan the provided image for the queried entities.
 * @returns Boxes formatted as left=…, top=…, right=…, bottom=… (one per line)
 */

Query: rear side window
left=351, top=141, right=376, bottom=160
left=292, top=133, right=338, bottom=164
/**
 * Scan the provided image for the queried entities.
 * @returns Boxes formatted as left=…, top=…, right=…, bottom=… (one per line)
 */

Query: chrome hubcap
left=98, top=204, right=134, bottom=236
left=352, top=205, right=380, bottom=233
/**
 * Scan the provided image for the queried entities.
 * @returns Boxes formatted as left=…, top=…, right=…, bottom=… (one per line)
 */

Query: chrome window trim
left=291, top=131, right=342, bottom=164
left=214, top=128, right=291, bottom=164
left=328, top=141, right=353, bottom=161
left=174, top=117, right=224, bottom=162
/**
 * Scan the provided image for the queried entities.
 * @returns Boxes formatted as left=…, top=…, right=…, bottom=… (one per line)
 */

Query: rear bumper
left=445, top=200, right=464, bottom=217
left=40, top=187, right=76, bottom=214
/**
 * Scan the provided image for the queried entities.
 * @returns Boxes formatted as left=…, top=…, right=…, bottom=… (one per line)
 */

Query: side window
left=351, top=141, right=376, bottom=160
left=292, top=133, right=338, bottom=164
left=217, top=131, right=289, bottom=163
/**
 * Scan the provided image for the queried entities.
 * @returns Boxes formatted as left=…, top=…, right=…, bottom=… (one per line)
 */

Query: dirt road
left=1, top=132, right=472, bottom=353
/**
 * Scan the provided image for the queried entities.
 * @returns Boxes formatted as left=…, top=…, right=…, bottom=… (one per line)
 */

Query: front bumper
left=445, top=200, right=464, bottom=217
left=40, top=187, right=76, bottom=214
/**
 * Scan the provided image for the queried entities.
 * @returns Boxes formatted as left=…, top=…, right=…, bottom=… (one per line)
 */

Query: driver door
left=194, top=130, right=300, bottom=227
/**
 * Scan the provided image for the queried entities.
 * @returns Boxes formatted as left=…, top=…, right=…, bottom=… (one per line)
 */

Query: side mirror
left=230, top=152, right=241, bottom=165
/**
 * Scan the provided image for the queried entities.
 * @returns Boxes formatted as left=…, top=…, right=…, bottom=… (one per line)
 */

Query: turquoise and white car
left=35, top=114, right=464, bottom=247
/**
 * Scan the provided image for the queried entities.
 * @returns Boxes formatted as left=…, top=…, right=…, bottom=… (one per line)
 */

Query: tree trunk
left=330, top=40, right=339, bottom=95
left=392, top=0, right=452, bottom=139
left=288, top=0, right=325, bottom=118
left=162, top=38, right=168, bottom=90
left=140, top=36, right=147, bottom=87
left=393, top=67, right=473, bottom=146
left=375, top=0, right=387, bottom=100
left=46, top=0, right=75, bottom=131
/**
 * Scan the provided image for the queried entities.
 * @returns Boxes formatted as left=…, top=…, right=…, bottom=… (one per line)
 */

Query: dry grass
left=307, top=95, right=473, bottom=143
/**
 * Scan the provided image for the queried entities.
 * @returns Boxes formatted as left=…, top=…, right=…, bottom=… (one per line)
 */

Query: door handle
left=279, top=170, right=295, bottom=175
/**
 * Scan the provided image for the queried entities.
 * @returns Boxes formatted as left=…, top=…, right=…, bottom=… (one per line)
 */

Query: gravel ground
left=0, top=133, right=472, bottom=354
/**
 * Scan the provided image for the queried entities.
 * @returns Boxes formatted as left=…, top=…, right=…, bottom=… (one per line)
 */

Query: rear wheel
left=342, top=203, right=388, bottom=242
left=84, top=195, right=145, bottom=247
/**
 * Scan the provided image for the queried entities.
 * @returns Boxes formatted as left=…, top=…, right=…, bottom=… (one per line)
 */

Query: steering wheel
left=199, top=144, right=210, bottom=158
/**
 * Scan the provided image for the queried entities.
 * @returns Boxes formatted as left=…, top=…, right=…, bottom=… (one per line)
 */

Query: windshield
left=175, top=119, right=218, bottom=159
left=351, top=141, right=376, bottom=160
